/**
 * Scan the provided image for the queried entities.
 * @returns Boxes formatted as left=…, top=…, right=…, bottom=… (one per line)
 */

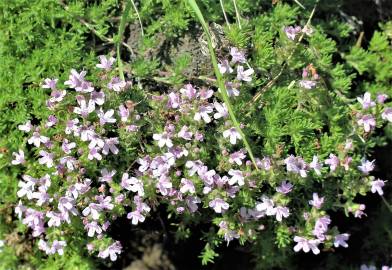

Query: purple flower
left=88, top=147, right=102, bottom=161
left=42, top=78, right=58, bottom=90
left=255, top=196, right=276, bottom=216
left=102, top=137, right=119, bottom=155
left=218, top=221, right=239, bottom=245
left=91, top=91, right=105, bottom=105
left=153, top=132, right=173, bottom=148
left=121, top=173, right=144, bottom=196
left=51, top=240, right=67, bottom=255
left=194, top=104, right=213, bottom=123
left=284, top=155, right=308, bottom=177
left=228, top=150, right=246, bottom=165
left=38, top=150, right=54, bottom=168
left=28, top=131, right=49, bottom=147
left=218, top=59, right=233, bottom=74
left=381, top=108, right=392, bottom=122
left=74, top=96, right=95, bottom=117
left=209, top=198, right=229, bottom=213
left=178, top=125, right=193, bottom=140
left=98, top=241, right=122, bottom=261
left=45, top=115, right=57, bottom=128
left=97, top=109, right=116, bottom=125
left=96, top=55, right=115, bottom=70
left=371, top=179, right=385, bottom=195
left=293, top=236, right=320, bottom=254
left=309, top=193, right=324, bottom=209
left=285, top=26, right=302, bottom=40
left=200, top=88, right=214, bottom=100
left=230, top=47, right=246, bottom=64
left=118, top=105, right=129, bottom=122
left=64, top=69, right=87, bottom=89
left=226, top=81, right=240, bottom=96
left=107, top=77, right=126, bottom=92
left=180, top=84, right=198, bottom=99
left=275, top=206, right=290, bottom=221
left=276, top=180, right=293, bottom=194
left=334, top=233, right=349, bottom=248
left=12, top=149, right=25, bottom=165
left=96, top=195, right=114, bottom=210
left=357, top=159, right=375, bottom=174
left=186, top=196, right=201, bottom=212
left=46, top=211, right=62, bottom=227
left=213, top=102, right=228, bottom=119
left=17, top=175, right=36, bottom=199
left=228, top=169, right=244, bottom=186
left=236, top=66, right=254, bottom=82
left=313, top=216, right=331, bottom=240
left=357, top=114, right=376, bottom=132
left=18, top=120, right=33, bottom=132
left=85, top=221, right=102, bottom=237
left=357, top=92, right=376, bottom=109
left=82, top=203, right=103, bottom=220
left=324, top=154, right=339, bottom=172
left=361, top=265, right=377, bottom=270
left=99, top=168, right=116, bottom=183
left=309, top=155, right=322, bottom=175
left=299, top=80, right=317, bottom=89
left=58, top=196, right=78, bottom=216
left=15, top=200, right=26, bottom=219
left=65, top=118, right=79, bottom=135
left=180, top=178, right=195, bottom=194
left=50, top=90, right=66, bottom=103
left=61, top=139, right=76, bottom=154
left=167, top=92, right=180, bottom=109
left=127, top=210, right=145, bottom=225
left=223, top=127, right=241, bottom=145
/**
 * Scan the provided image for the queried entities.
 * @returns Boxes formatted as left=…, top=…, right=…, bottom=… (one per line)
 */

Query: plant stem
left=187, top=0, right=259, bottom=170
left=232, top=0, right=242, bottom=29
left=219, top=0, right=231, bottom=29
left=130, top=0, right=144, bottom=36
left=117, top=0, right=133, bottom=80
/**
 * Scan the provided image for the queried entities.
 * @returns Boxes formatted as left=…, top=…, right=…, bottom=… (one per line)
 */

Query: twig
left=252, top=0, right=319, bottom=102
left=58, top=0, right=135, bottom=57
left=130, top=0, right=144, bottom=36
left=220, top=0, right=231, bottom=29
left=232, top=0, right=242, bottom=29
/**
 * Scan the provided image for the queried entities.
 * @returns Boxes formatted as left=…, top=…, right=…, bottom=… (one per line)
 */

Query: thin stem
left=219, top=0, right=231, bottom=29
left=381, top=195, right=392, bottom=213
left=187, top=0, right=259, bottom=170
left=130, top=0, right=144, bottom=36
left=252, top=0, right=319, bottom=102
left=232, top=0, right=242, bottom=29
left=117, top=0, right=133, bottom=80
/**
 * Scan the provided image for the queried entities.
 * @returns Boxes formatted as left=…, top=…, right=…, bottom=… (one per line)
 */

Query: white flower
left=223, top=127, right=241, bottom=145
left=213, top=102, right=228, bottom=119
left=228, top=169, right=244, bottom=186
left=153, top=132, right=173, bottom=148
left=194, top=104, right=213, bottom=123
left=236, top=66, right=254, bottom=82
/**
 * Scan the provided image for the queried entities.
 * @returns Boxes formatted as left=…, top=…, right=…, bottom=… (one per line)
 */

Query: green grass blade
left=117, top=0, right=132, bottom=81
left=187, top=0, right=259, bottom=170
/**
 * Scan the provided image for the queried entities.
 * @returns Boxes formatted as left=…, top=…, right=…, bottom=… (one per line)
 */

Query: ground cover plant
left=0, top=0, right=391, bottom=269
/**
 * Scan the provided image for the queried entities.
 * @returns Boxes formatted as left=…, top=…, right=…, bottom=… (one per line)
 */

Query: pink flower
left=381, top=108, right=392, bottom=122
left=293, top=236, right=320, bottom=254
left=167, top=92, right=180, bottom=109
left=324, top=153, right=339, bottom=172
left=186, top=196, right=201, bottom=212
left=12, top=149, right=25, bottom=165
left=180, top=84, right=198, bottom=99
left=223, top=127, right=241, bottom=145
left=96, top=55, right=115, bottom=70
left=99, top=168, right=116, bottom=183
left=88, top=148, right=102, bottom=161
left=46, top=211, right=62, bottom=227
left=357, top=114, right=376, bottom=132
left=236, top=66, right=254, bottom=82
left=85, top=221, right=102, bottom=237
left=91, top=91, right=105, bottom=105
left=61, top=139, right=76, bottom=154
left=284, top=26, right=302, bottom=40
left=228, top=150, right=246, bottom=165
left=275, top=206, right=290, bottom=222
left=371, top=179, right=385, bottom=195
left=357, top=92, right=376, bottom=109
left=118, top=105, right=129, bottom=122
left=209, top=198, right=229, bottom=213
left=284, top=155, right=308, bottom=177
left=377, top=93, right=388, bottom=104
